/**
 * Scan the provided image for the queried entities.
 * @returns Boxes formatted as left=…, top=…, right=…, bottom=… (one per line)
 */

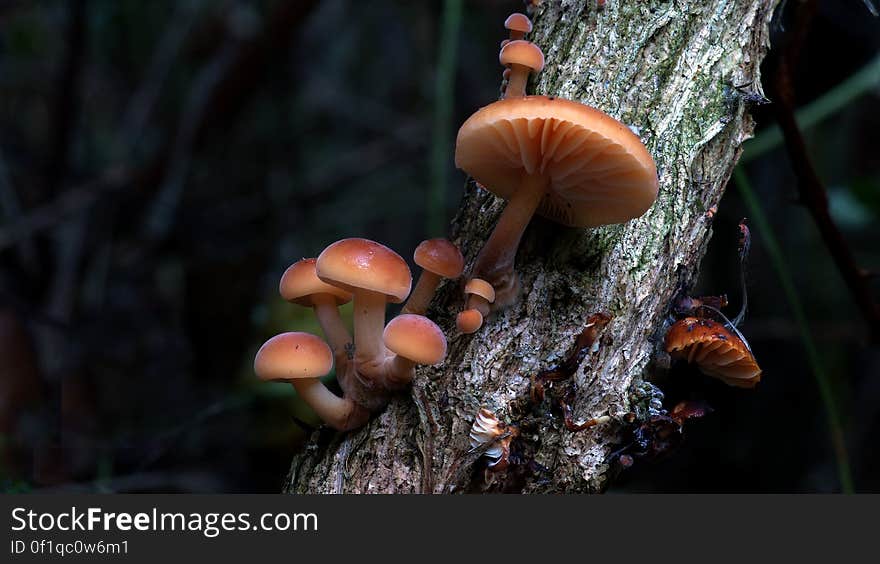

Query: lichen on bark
left=285, top=0, right=779, bottom=494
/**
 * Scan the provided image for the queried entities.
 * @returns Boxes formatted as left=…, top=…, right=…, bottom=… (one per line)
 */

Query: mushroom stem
left=384, top=355, right=415, bottom=389
left=352, top=290, right=387, bottom=380
left=401, top=271, right=442, bottom=316
left=312, top=294, right=352, bottom=359
left=504, top=63, right=531, bottom=98
left=290, top=378, right=370, bottom=431
left=472, top=172, right=547, bottom=300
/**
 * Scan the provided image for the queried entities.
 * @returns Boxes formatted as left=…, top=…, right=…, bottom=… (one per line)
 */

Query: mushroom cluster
left=455, top=12, right=660, bottom=333
left=255, top=237, right=462, bottom=431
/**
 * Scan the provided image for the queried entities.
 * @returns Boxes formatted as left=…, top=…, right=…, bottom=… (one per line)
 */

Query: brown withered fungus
left=664, top=317, right=762, bottom=388
left=402, top=238, right=464, bottom=316
left=254, top=332, right=369, bottom=431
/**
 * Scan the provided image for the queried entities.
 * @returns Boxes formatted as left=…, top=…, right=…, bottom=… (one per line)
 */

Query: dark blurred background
left=0, top=0, right=877, bottom=493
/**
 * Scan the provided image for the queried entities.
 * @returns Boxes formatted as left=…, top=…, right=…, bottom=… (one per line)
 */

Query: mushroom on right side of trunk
left=456, top=90, right=658, bottom=324
left=664, top=317, right=762, bottom=388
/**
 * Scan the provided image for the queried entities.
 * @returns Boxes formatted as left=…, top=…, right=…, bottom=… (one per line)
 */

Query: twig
left=735, top=168, right=854, bottom=494
left=771, top=0, right=880, bottom=342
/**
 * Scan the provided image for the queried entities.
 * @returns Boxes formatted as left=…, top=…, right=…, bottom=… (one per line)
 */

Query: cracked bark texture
left=286, top=0, right=778, bottom=494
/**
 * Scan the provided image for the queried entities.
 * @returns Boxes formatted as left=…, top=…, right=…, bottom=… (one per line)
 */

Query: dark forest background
left=0, top=0, right=877, bottom=493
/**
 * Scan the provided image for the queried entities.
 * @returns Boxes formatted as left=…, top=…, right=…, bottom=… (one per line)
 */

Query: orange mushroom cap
left=664, top=317, right=762, bottom=388
left=456, top=309, right=484, bottom=334
left=455, top=96, right=659, bottom=227
left=499, top=40, right=544, bottom=73
left=414, top=238, right=464, bottom=279
left=279, top=258, right=352, bottom=306
left=254, top=332, right=333, bottom=382
left=383, top=314, right=447, bottom=366
left=464, top=278, right=495, bottom=303
left=504, top=13, right=533, bottom=34
left=316, top=238, right=412, bottom=303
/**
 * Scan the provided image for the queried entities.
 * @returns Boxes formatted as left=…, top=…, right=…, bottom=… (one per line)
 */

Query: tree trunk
left=286, top=0, right=778, bottom=494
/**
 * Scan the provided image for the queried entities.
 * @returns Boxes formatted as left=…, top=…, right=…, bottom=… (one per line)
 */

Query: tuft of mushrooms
left=254, top=332, right=369, bottom=431
left=664, top=317, right=762, bottom=388
left=279, top=258, right=353, bottom=361
left=382, top=314, right=447, bottom=388
left=316, top=238, right=411, bottom=383
left=455, top=34, right=658, bottom=324
left=402, top=238, right=464, bottom=316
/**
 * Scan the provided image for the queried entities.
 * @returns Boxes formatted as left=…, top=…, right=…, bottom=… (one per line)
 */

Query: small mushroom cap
left=499, top=40, right=544, bottom=73
left=279, top=258, right=353, bottom=307
left=254, top=332, right=333, bottom=382
left=464, top=278, right=495, bottom=303
left=316, top=238, right=412, bottom=303
left=664, top=317, right=762, bottom=388
left=456, top=309, right=484, bottom=333
left=414, top=238, right=464, bottom=279
left=383, top=314, right=447, bottom=365
left=455, top=96, right=659, bottom=227
left=504, top=13, right=533, bottom=34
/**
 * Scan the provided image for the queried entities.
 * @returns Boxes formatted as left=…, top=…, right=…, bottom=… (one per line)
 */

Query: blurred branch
left=0, top=168, right=129, bottom=253
left=142, top=42, right=237, bottom=241
left=0, top=152, right=38, bottom=271
left=770, top=0, right=880, bottom=342
left=45, top=0, right=87, bottom=199
left=742, top=52, right=880, bottom=162
left=121, top=0, right=207, bottom=149
left=428, top=0, right=463, bottom=236
left=735, top=168, right=854, bottom=494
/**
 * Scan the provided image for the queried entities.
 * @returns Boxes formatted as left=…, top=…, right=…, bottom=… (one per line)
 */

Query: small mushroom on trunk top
left=316, top=238, right=411, bottom=383
left=664, top=317, right=762, bottom=388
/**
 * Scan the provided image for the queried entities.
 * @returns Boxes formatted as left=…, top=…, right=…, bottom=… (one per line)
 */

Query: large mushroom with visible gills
left=456, top=89, right=659, bottom=313
left=316, top=238, right=411, bottom=383
left=254, top=332, right=369, bottom=431
left=279, top=258, right=352, bottom=360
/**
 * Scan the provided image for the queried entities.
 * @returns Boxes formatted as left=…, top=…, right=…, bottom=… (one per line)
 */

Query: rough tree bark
left=286, top=0, right=778, bottom=494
